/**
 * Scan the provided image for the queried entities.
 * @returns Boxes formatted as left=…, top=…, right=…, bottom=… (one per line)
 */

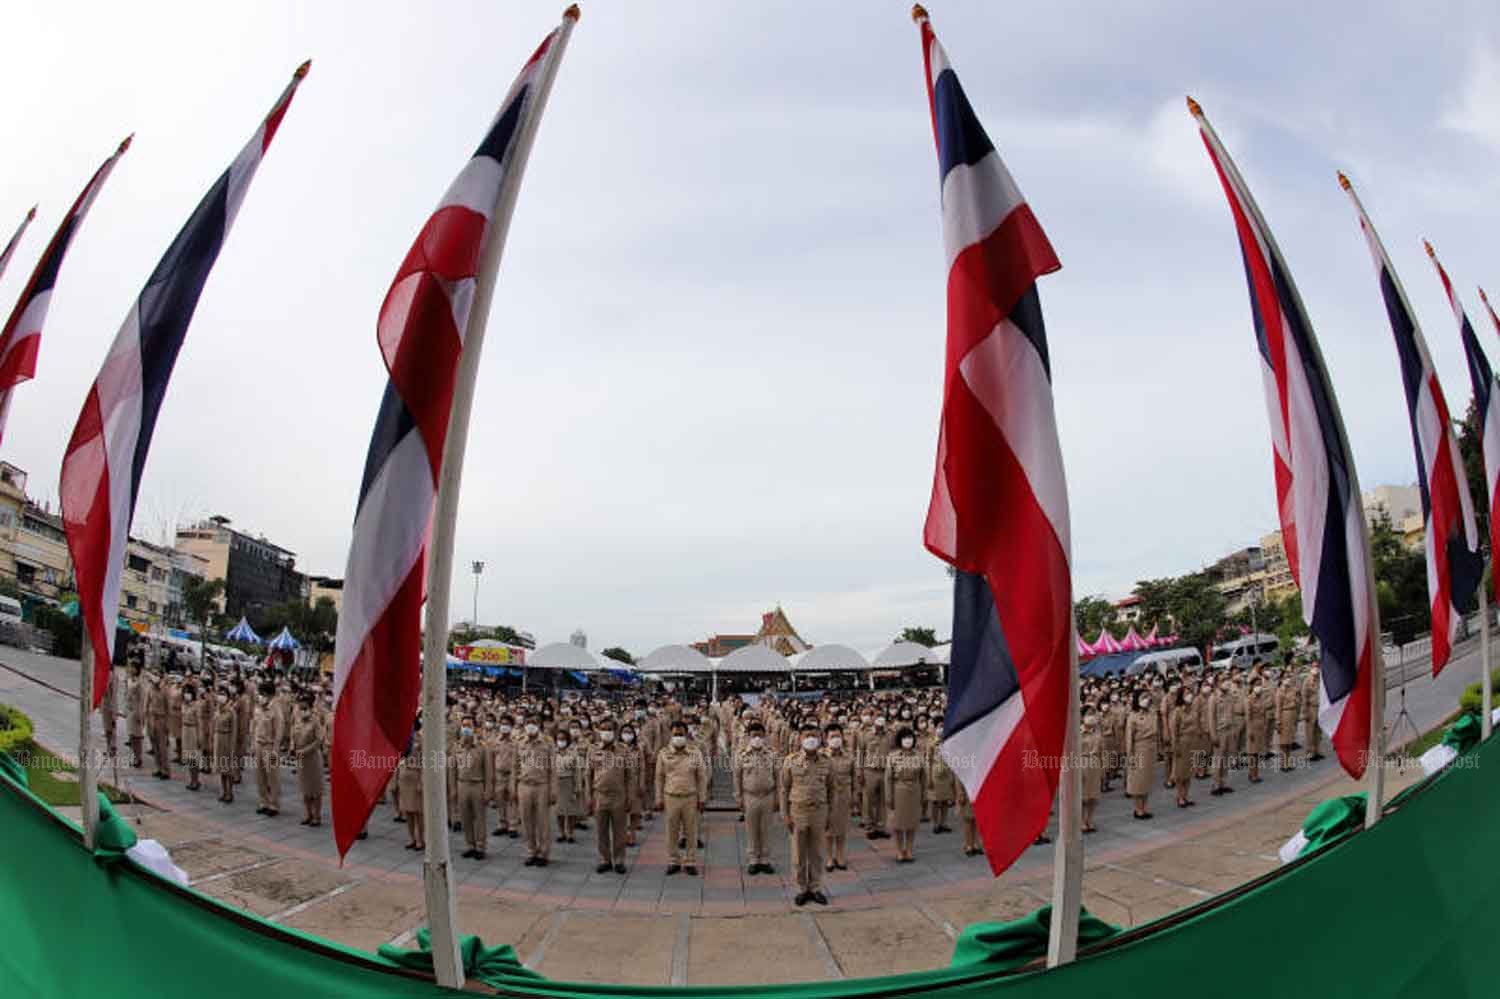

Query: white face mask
left=802, top=737, right=820, bottom=751
left=525, top=723, right=539, bottom=736
left=875, top=719, right=886, bottom=728
left=500, top=724, right=512, bottom=735
left=600, top=731, right=615, bottom=743
left=750, top=736, right=765, bottom=749
left=557, top=739, right=569, bottom=749
left=671, top=735, right=687, bottom=748
left=901, top=737, right=915, bottom=749
left=829, top=736, right=843, bottom=749
left=622, top=732, right=636, bottom=743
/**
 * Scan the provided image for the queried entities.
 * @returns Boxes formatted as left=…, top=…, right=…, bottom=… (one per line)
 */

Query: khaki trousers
left=152, top=717, right=171, bottom=775
left=459, top=781, right=488, bottom=851
left=744, top=792, right=774, bottom=864
left=791, top=805, right=828, bottom=893
left=595, top=798, right=628, bottom=865
left=518, top=783, right=550, bottom=859
left=255, top=744, right=280, bottom=811
left=861, top=773, right=885, bottom=832
left=493, top=773, right=513, bottom=831
left=665, top=794, right=700, bottom=865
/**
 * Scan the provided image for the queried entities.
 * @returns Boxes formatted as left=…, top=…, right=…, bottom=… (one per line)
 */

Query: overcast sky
left=4, top=1, right=1499, bottom=656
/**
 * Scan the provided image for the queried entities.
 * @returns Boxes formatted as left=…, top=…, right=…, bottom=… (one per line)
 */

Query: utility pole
left=471, top=560, right=485, bottom=631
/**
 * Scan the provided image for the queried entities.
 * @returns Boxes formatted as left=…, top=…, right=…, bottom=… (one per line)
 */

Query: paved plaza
left=1, top=646, right=1470, bottom=985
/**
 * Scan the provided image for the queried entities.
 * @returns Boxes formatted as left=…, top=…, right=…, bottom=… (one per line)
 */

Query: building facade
left=176, top=515, right=302, bottom=622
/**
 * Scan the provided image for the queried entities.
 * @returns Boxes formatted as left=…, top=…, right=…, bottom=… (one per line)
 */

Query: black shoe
left=493, top=828, right=506, bottom=836
left=508, top=830, right=519, bottom=839
left=473, top=851, right=485, bottom=861
left=356, top=831, right=368, bottom=840
left=763, top=864, right=776, bottom=874
left=678, top=837, right=686, bottom=848
left=394, top=815, right=405, bottom=823
left=696, top=839, right=704, bottom=848
left=1033, top=834, right=1051, bottom=846
left=1310, top=753, right=1325, bottom=762
left=1222, top=786, right=1235, bottom=794
left=596, top=862, right=612, bottom=873
left=685, top=865, right=698, bottom=876
left=794, top=892, right=809, bottom=907
left=576, top=822, right=589, bottom=831
left=535, top=858, right=548, bottom=868
left=524, top=857, right=538, bottom=867
left=748, top=864, right=761, bottom=875
left=666, top=864, right=681, bottom=875
left=811, top=892, right=828, bottom=906
left=462, top=849, right=476, bottom=859
left=450, top=821, right=462, bottom=832
left=614, top=864, right=626, bottom=874
left=557, top=836, right=567, bottom=843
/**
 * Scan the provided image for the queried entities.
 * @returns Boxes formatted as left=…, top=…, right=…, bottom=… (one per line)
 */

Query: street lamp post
left=471, top=560, right=485, bottom=630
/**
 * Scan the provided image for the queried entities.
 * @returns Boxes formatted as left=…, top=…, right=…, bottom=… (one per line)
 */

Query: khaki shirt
left=453, top=742, right=492, bottom=795
left=655, top=745, right=708, bottom=800
left=781, top=751, right=833, bottom=816
left=588, top=744, right=638, bottom=806
left=860, top=730, right=892, bottom=773
left=514, top=737, right=555, bottom=796
left=252, top=705, right=281, bottom=747
left=734, top=746, right=778, bottom=800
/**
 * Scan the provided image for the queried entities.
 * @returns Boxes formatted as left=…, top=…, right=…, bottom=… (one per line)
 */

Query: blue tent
left=267, top=626, right=300, bottom=652
left=606, top=668, right=641, bottom=685
left=1080, top=651, right=1143, bottom=677
left=567, top=670, right=590, bottom=686
left=224, top=617, right=261, bottom=644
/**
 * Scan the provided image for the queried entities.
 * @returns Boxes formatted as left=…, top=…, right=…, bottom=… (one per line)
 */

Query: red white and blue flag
left=61, top=65, right=308, bottom=703
left=1343, top=179, right=1482, bottom=675
left=0, top=145, right=130, bottom=445
left=0, top=206, right=38, bottom=285
left=331, top=21, right=572, bottom=858
left=1427, top=244, right=1500, bottom=564
left=1192, top=102, right=1375, bottom=779
left=1481, top=288, right=1500, bottom=342
left=915, top=10, right=1072, bottom=877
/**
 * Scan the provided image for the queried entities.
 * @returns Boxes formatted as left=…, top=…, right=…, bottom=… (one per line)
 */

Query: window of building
left=125, top=594, right=138, bottom=609
left=148, top=601, right=157, bottom=614
left=16, top=564, right=35, bottom=586
left=128, top=554, right=150, bottom=574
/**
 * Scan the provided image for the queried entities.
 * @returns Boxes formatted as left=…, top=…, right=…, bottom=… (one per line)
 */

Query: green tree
left=1131, top=578, right=1177, bottom=633
left=1459, top=396, right=1489, bottom=563
left=898, top=626, right=938, bottom=648
left=1072, top=596, right=1116, bottom=641
left=1274, top=592, right=1310, bottom=652
left=600, top=646, right=635, bottom=665
left=1168, top=573, right=1227, bottom=659
left=182, top=576, right=225, bottom=666
left=1369, top=508, right=1428, bottom=645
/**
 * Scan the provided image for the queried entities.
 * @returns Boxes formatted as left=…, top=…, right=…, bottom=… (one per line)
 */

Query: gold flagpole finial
left=564, top=3, right=580, bottom=21
left=1337, top=171, right=1352, bottom=191
left=118, top=134, right=134, bottom=154
left=1185, top=95, right=1203, bottom=117
left=294, top=59, right=312, bottom=79
left=911, top=4, right=929, bottom=23
left=1423, top=239, right=1435, bottom=259
left=1481, top=287, right=1493, bottom=307
left=25, top=205, right=36, bottom=221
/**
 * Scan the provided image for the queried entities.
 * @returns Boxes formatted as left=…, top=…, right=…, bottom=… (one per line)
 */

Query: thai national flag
left=61, top=64, right=308, bottom=704
left=1428, top=244, right=1500, bottom=567
left=0, top=144, right=130, bottom=445
left=1343, top=179, right=1482, bottom=676
left=0, top=206, right=38, bottom=285
left=915, top=11, right=1073, bottom=877
left=1192, top=102, right=1375, bottom=779
left=330, top=21, right=571, bottom=858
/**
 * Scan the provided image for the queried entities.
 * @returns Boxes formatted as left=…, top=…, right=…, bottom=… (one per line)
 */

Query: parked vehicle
left=1208, top=633, right=1279, bottom=669
left=1126, top=647, right=1204, bottom=675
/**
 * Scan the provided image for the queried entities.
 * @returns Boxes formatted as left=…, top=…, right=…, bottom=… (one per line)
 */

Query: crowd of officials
left=95, top=646, right=1326, bottom=908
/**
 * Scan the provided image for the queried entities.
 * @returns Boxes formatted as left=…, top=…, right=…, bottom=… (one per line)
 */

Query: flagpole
left=1482, top=567, right=1493, bottom=740
left=418, top=7, right=579, bottom=989
left=78, top=630, right=100, bottom=848
left=1047, top=611, right=1083, bottom=967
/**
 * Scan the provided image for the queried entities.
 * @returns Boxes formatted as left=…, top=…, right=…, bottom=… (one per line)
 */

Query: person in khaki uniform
left=212, top=689, right=238, bottom=802
left=489, top=716, right=518, bottom=838
left=293, top=694, right=324, bottom=826
left=101, top=667, right=120, bottom=759
left=638, top=704, right=661, bottom=823
left=252, top=685, right=283, bottom=816
left=1276, top=672, right=1301, bottom=771
left=655, top=720, right=708, bottom=875
left=885, top=728, right=927, bottom=861
left=1245, top=679, right=1269, bottom=783
left=1168, top=688, right=1199, bottom=808
left=1208, top=680, right=1237, bottom=796
left=234, top=682, right=253, bottom=785
left=781, top=724, right=833, bottom=906
left=147, top=672, right=172, bottom=779
left=180, top=683, right=203, bottom=791
left=733, top=720, right=779, bottom=875
left=587, top=718, right=636, bottom=873
left=926, top=719, right=957, bottom=833
left=398, top=724, right=424, bottom=850
left=554, top=730, right=587, bottom=844
left=1124, top=692, right=1158, bottom=819
left=514, top=716, right=556, bottom=867
left=125, top=666, right=146, bottom=768
left=859, top=716, right=892, bottom=839
left=167, top=675, right=184, bottom=764
left=453, top=717, right=492, bottom=859
left=824, top=724, right=855, bottom=871
left=1080, top=708, right=1103, bottom=833
left=1301, top=665, right=1324, bottom=761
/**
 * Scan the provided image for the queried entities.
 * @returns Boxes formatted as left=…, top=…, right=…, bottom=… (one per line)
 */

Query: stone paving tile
left=817, top=906, right=952, bottom=979
left=279, top=880, right=424, bottom=953
left=688, top=912, right=836, bottom=985
left=196, top=858, right=354, bottom=918
left=536, top=912, right=676, bottom=985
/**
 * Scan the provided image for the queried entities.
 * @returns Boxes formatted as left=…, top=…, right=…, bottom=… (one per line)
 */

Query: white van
left=0, top=595, right=23, bottom=625
left=1209, top=633, right=1279, bottom=669
left=1127, top=648, right=1204, bottom=675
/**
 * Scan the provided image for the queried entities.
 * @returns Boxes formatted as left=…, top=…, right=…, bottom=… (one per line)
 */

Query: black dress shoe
left=1221, top=786, right=1234, bottom=794
left=748, top=864, right=761, bottom=875
left=794, top=892, right=809, bottom=907
left=763, top=864, right=776, bottom=874
left=450, top=821, right=462, bottom=832
left=394, top=815, right=405, bottom=823
left=666, top=864, right=681, bottom=875
left=524, top=857, right=538, bottom=867
left=1310, top=753, right=1325, bottom=762
left=557, top=835, right=567, bottom=843
left=535, top=858, right=548, bottom=868
left=596, top=862, right=612, bottom=873
left=355, top=830, right=368, bottom=840
left=473, top=851, right=486, bottom=860
left=462, top=849, right=476, bottom=859
left=811, top=892, right=828, bottom=906
left=508, top=830, right=519, bottom=839
left=614, top=864, right=626, bottom=874
left=685, top=865, right=698, bottom=876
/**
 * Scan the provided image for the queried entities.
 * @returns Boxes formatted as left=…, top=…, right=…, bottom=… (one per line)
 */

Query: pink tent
left=1076, top=632, right=1094, bottom=658
left=1142, top=624, right=1160, bottom=647
left=1093, top=627, right=1123, bottom=654
left=1120, top=626, right=1150, bottom=652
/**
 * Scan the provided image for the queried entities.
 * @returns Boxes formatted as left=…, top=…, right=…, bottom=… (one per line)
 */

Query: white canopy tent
left=872, top=641, right=943, bottom=668
left=715, top=643, right=790, bottom=673
left=528, top=642, right=602, bottom=670
left=791, top=643, right=871, bottom=672
left=637, top=644, right=715, bottom=675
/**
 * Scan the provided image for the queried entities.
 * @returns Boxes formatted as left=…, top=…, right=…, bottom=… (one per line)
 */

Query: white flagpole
left=78, top=631, right=100, bottom=849
left=1482, top=568, right=1493, bottom=740
left=419, top=7, right=579, bottom=989
left=1047, top=611, right=1083, bottom=967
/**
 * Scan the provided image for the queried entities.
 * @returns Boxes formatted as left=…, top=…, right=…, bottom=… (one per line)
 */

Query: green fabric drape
left=950, top=905, right=1120, bottom=971
left=92, top=792, right=139, bottom=860
left=378, top=927, right=544, bottom=988
left=1296, top=793, right=1367, bottom=857
left=1441, top=713, right=1482, bottom=754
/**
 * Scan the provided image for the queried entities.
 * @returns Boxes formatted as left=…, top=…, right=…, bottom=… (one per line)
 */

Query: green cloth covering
left=1, top=738, right=1498, bottom=998
left=950, top=905, right=1119, bottom=970
left=1441, top=712, right=1482, bottom=754
left=0, top=750, right=25, bottom=787
left=1296, top=793, right=1367, bottom=857
left=92, top=791, right=138, bottom=860
left=378, top=927, right=544, bottom=988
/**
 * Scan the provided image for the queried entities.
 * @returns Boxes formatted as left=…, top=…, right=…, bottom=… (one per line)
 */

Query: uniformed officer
left=398, top=722, right=424, bottom=850
left=147, top=671, right=171, bottom=779
left=234, top=680, right=253, bottom=785
left=1124, top=691, right=1158, bottom=818
left=253, top=684, right=283, bottom=816
left=212, top=688, right=238, bottom=802
left=514, top=715, right=556, bottom=867
left=1246, top=678, right=1269, bottom=783
left=733, top=720, right=778, bottom=875
left=1276, top=671, right=1301, bottom=771
left=781, top=723, right=833, bottom=906
left=1209, top=680, right=1236, bottom=796
left=1080, top=708, right=1103, bottom=833
left=1302, top=665, right=1324, bottom=761
left=489, top=715, right=518, bottom=838
left=293, top=694, right=324, bottom=826
left=927, top=714, right=956, bottom=833
left=453, top=716, right=492, bottom=859
left=859, top=715, right=891, bottom=839
left=1168, top=688, right=1199, bottom=808
left=885, top=727, right=927, bottom=861
left=824, top=723, right=855, bottom=871
left=655, top=719, right=708, bottom=875
left=167, top=673, right=184, bottom=764
left=181, top=682, right=203, bottom=791
left=587, top=717, right=636, bottom=873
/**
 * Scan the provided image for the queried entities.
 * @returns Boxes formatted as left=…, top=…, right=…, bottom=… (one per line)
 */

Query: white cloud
left=1442, top=41, right=1500, bottom=150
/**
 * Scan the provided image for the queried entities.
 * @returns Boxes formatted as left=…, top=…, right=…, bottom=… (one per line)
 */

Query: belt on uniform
left=665, top=791, right=698, bottom=797
left=459, top=778, right=486, bottom=784
left=519, top=778, right=547, bottom=786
